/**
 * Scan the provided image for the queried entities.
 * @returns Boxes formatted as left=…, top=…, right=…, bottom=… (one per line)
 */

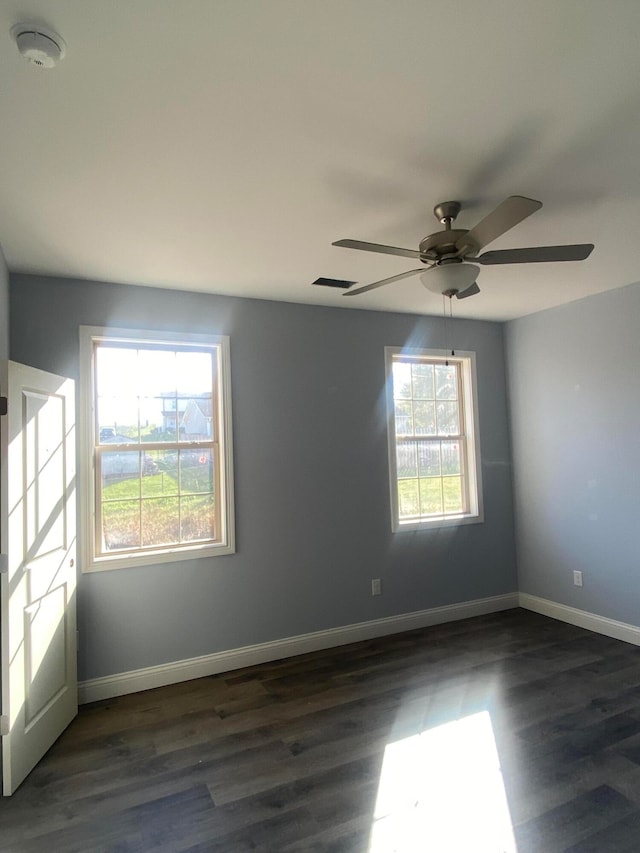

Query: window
left=80, top=327, right=234, bottom=570
left=385, top=347, right=483, bottom=530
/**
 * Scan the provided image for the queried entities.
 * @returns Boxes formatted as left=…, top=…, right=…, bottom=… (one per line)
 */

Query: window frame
left=79, top=326, right=235, bottom=572
left=385, top=346, right=483, bottom=531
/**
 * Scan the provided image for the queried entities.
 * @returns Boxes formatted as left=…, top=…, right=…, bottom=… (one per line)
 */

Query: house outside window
left=385, top=347, right=483, bottom=531
left=79, top=327, right=235, bottom=571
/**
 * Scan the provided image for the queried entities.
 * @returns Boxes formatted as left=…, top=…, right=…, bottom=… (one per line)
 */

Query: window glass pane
left=395, top=401, right=413, bottom=435
left=435, top=364, right=458, bottom=400
left=411, top=363, right=434, bottom=399
left=419, top=478, right=443, bottom=515
left=441, top=440, right=461, bottom=475
left=392, top=361, right=412, bottom=399
left=101, top=452, right=142, bottom=552
left=413, top=401, right=436, bottom=436
left=396, top=443, right=417, bottom=478
left=436, top=401, right=460, bottom=435
left=443, top=477, right=463, bottom=513
left=102, top=499, right=140, bottom=551
left=97, top=397, right=140, bottom=443
left=141, top=497, right=179, bottom=547
left=398, top=479, right=420, bottom=518
left=181, top=494, right=215, bottom=542
left=96, top=348, right=138, bottom=397
left=180, top=449, right=214, bottom=494
left=158, top=395, right=179, bottom=437
left=417, top=442, right=440, bottom=477
left=137, top=349, right=178, bottom=397
left=176, top=352, right=213, bottom=395
left=101, top=450, right=141, bottom=492
left=175, top=353, right=213, bottom=444
left=96, top=349, right=216, bottom=445
left=96, top=348, right=139, bottom=443
left=178, top=395, right=214, bottom=443
left=139, top=397, right=169, bottom=442
left=99, top=448, right=216, bottom=550
left=141, top=451, right=177, bottom=497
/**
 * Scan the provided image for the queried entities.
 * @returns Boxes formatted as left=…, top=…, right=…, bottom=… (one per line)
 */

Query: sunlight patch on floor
left=370, top=710, right=517, bottom=853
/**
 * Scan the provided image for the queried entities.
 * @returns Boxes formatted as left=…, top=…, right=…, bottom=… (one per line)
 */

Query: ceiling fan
left=333, top=196, right=594, bottom=300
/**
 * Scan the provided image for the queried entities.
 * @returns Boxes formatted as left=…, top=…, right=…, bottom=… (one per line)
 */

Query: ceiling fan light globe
left=420, top=263, right=480, bottom=296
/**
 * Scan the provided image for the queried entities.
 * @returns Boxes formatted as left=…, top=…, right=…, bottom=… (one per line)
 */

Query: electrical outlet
left=371, top=578, right=382, bottom=596
left=573, top=570, right=583, bottom=587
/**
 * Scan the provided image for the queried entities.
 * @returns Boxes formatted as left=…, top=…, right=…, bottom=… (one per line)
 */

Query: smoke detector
left=11, top=24, right=66, bottom=68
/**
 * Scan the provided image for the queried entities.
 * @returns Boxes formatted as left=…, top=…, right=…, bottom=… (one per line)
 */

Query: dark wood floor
left=2, top=608, right=640, bottom=851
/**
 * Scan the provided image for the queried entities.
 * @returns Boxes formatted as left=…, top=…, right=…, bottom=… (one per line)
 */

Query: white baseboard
left=78, top=592, right=519, bottom=704
left=519, top=593, right=640, bottom=646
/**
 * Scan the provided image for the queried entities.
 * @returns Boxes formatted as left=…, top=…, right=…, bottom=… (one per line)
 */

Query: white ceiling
left=2, top=1, right=640, bottom=321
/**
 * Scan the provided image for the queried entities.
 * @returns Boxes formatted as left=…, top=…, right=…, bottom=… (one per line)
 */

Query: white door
left=1, top=360, right=77, bottom=796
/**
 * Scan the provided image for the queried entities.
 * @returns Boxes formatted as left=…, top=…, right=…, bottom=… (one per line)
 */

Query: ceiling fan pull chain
left=449, top=297, right=455, bottom=357
left=443, top=295, right=456, bottom=365
left=442, top=295, right=449, bottom=365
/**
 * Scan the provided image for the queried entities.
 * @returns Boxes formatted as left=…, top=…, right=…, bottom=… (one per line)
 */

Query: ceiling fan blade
left=456, top=195, right=542, bottom=253
left=332, top=239, right=421, bottom=259
left=476, top=244, right=594, bottom=265
left=342, top=269, right=424, bottom=297
left=456, top=282, right=480, bottom=299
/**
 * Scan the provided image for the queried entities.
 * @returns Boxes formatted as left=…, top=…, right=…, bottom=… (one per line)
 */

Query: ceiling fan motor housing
left=418, top=229, right=477, bottom=262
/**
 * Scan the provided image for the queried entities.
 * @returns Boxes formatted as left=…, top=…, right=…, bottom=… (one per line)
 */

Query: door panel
left=25, top=389, right=67, bottom=560
left=25, top=585, right=68, bottom=724
left=1, top=360, right=77, bottom=796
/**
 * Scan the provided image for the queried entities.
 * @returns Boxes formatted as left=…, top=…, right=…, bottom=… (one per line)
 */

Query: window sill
left=393, top=512, right=484, bottom=532
left=82, top=541, right=235, bottom=572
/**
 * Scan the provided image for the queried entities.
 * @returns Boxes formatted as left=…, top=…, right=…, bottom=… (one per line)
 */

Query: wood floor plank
left=515, top=784, right=638, bottom=852
left=2, top=608, right=640, bottom=851
left=15, top=784, right=216, bottom=853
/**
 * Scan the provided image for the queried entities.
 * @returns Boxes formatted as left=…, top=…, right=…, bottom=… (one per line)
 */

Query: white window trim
left=385, top=346, right=484, bottom=532
left=79, top=326, right=235, bottom=572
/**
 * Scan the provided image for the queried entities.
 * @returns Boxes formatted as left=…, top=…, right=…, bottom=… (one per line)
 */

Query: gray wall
left=0, top=246, right=7, bottom=361
left=10, top=274, right=517, bottom=681
left=506, top=282, right=640, bottom=626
